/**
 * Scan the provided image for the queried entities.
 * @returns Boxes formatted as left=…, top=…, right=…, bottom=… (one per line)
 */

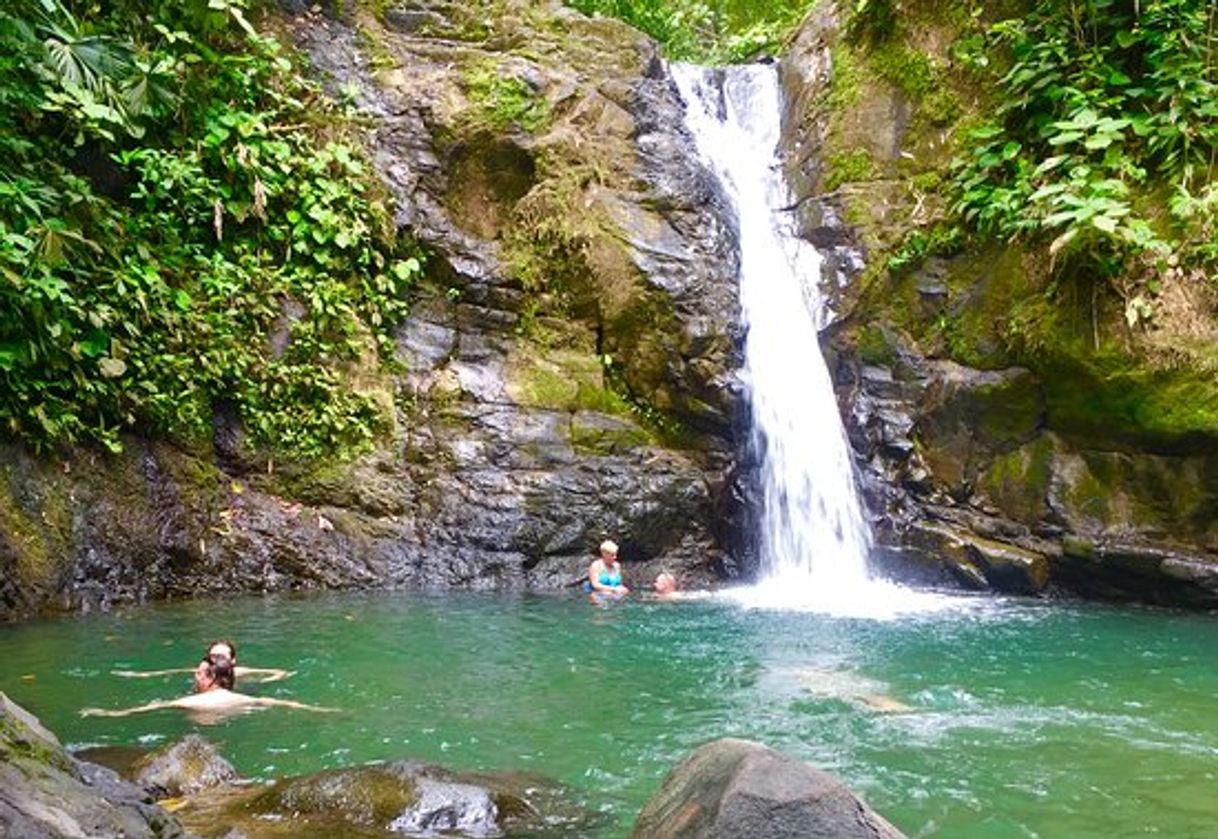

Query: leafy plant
left=0, top=0, right=424, bottom=457
left=950, top=0, right=1218, bottom=277
left=565, top=0, right=807, bottom=63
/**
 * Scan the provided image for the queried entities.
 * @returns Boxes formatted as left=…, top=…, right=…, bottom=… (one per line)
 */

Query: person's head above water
left=193, top=657, right=236, bottom=693
left=654, top=572, right=677, bottom=595
left=192, top=659, right=212, bottom=693
left=206, top=639, right=237, bottom=663
left=599, top=540, right=619, bottom=564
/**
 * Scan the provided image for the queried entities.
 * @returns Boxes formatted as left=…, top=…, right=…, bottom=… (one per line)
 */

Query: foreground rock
left=630, top=738, right=906, bottom=839
left=173, top=759, right=605, bottom=838
left=130, top=735, right=240, bottom=799
left=0, top=692, right=184, bottom=838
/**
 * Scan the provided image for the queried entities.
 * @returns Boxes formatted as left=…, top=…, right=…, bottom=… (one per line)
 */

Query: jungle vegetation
left=0, top=0, right=422, bottom=457
left=4, top=0, right=1215, bottom=456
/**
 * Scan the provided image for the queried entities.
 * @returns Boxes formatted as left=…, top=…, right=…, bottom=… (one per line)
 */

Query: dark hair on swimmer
left=207, top=639, right=237, bottom=662
left=210, top=657, right=235, bottom=691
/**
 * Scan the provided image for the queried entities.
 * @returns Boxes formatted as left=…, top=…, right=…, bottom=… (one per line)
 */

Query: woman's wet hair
left=210, top=657, right=236, bottom=690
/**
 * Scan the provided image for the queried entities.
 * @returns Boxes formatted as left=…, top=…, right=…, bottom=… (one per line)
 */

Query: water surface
left=3, top=591, right=1217, bottom=838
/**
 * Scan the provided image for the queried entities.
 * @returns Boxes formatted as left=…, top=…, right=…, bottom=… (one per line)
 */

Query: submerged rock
left=0, top=692, right=184, bottom=838
left=388, top=776, right=499, bottom=836
left=630, top=737, right=906, bottom=839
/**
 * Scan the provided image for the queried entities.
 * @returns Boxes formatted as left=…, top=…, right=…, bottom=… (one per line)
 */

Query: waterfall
left=673, top=63, right=934, bottom=616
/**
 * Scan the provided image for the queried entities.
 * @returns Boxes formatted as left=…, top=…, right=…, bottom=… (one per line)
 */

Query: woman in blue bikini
left=586, top=540, right=629, bottom=599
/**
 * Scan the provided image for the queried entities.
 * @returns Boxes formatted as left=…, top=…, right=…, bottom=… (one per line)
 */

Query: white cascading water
left=673, top=63, right=943, bottom=617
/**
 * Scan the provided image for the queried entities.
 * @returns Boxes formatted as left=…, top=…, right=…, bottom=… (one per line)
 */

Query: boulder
left=388, top=776, right=498, bottom=837
left=173, top=759, right=604, bottom=838
left=131, top=734, right=240, bottom=799
left=0, top=692, right=184, bottom=838
left=630, top=737, right=906, bottom=839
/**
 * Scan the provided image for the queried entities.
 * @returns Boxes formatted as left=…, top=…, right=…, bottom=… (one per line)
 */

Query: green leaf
left=1048, top=131, right=1083, bottom=146
left=79, top=330, right=110, bottom=358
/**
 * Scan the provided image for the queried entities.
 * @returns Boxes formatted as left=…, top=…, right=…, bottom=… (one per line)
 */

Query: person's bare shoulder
left=172, top=689, right=247, bottom=710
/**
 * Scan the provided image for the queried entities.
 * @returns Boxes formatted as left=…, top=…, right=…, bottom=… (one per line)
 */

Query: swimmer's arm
left=252, top=697, right=339, bottom=713
left=111, top=668, right=192, bottom=678
left=233, top=666, right=296, bottom=683
left=81, top=699, right=176, bottom=718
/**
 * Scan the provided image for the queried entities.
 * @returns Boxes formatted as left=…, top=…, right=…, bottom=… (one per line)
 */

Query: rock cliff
left=778, top=1, right=1218, bottom=607
left=0, top=0, right=753, bottom=620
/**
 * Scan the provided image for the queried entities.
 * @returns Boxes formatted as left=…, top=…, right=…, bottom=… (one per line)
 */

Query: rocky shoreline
left=1, top=692, right=905, bottom=839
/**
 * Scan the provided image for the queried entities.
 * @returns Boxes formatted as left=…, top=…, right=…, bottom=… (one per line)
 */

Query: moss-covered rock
left=130, top=735, right=239, bottom=800
left=172, top=760, right=604, bottom=839
left=0, top=692, right=184, bottom=838
left=784, top=1, right=1218, bottom=607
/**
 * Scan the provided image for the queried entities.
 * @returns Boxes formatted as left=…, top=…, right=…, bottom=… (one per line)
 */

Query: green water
left=3, top=591, right=1217, bottom=838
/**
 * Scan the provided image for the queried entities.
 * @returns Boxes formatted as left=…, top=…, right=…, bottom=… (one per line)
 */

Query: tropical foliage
left=566, top=0, right=809, bottom=62
left=950, top=0, right=1218, bottom=280
left=0, top=0, right=422, bottom=456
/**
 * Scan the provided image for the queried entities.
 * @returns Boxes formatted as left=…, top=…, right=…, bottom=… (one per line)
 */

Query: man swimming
left=83, top=658, right=334, bottom=719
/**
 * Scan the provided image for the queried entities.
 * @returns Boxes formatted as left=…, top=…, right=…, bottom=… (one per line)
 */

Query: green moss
left=569, top=419, right=651, bottom=456
left=978, top=436, right=1054, bottom=524
left=856, top=324, right=899, bottom=366
left=1043, top=353, right=1218, bottom=451
left=1062, top=462, right=1113, bottom=524
left=943, top=247, right=1033, bottom=367
left=0, top=487, right=50, bottom=586
left=910, top=171, right=944, bottom=192
left=511, top=352, right=633, bottom=419
left=919, top=87, right=961, bottom=126
left=0, top=710, right=73, bottom=773
left=462, top=61, right=550, bottom=134
left=825, top=149, right=876, bottom=191
left=826, top=43, right=863, bottom=111
left=870, top=42, right=937, bottom=98
left=355, top=22, right=398, bottom=71
left=0, top=466, right=73, bottom=592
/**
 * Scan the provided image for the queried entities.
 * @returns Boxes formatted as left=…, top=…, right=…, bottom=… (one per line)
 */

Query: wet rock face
left=291, top=0, right=750, bottom=583
left=830, top=320, right=1218, bottom=606
left=774, top=5, right=1218, bottom=608
left=630, top=737, right=907, bottom=839
left=1, top=2, right=756, bottom=619
left=0, top=692, right=184, bottom=838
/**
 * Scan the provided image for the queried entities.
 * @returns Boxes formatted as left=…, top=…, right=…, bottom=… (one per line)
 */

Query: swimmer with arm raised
left=112, top=639, right=294, bottom=684
left=84, top=658, right=334, bottom=718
